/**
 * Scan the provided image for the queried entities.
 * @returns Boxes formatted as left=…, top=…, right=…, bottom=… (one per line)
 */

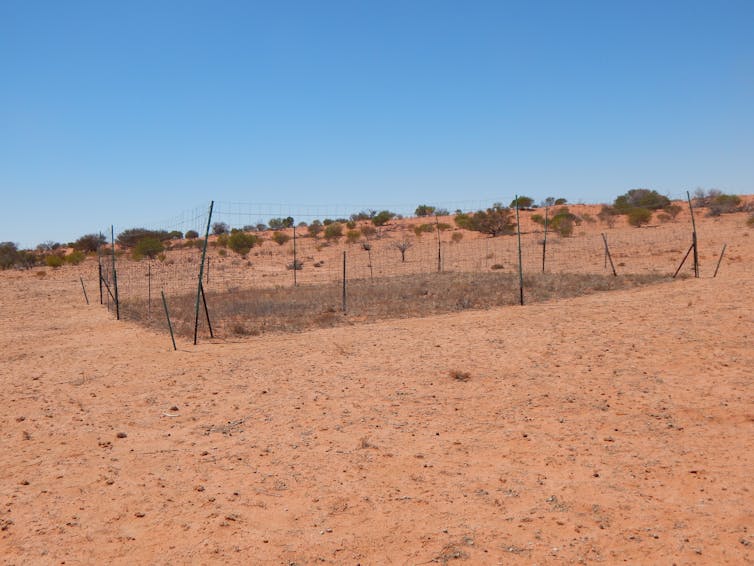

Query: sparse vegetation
left=627, top=207, right=653, bottom=227
left=122, top=272, right=668, bottom=338
left=228, top=231, right=261, bottom=256
left=73, top=233, right=107, bottom=253
left=324, top=223, right=344, bottom=241
left=372, top=210, right=396, bottom=227
left=212, top=222, right=229, bottom=235
left=394, top=239, right=413, bottom=262
left=614, top=189, right=670, bottom=212
left=271, top=232, right=291, bottom=246
left=132, top=237, right=165, bottom=260
left=185, top=230, right=199, bottom=239
left=454, top=204, right=516, bottom=236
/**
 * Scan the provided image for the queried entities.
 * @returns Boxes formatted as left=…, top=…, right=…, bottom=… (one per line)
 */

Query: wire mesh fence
left=93, top=193, right=739, bottom=343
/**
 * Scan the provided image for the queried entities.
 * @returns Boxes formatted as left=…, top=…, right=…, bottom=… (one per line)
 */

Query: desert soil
left=1, top=216, right=753, bottom=565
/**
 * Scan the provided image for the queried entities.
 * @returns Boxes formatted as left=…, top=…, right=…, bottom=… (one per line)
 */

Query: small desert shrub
left=414, top=223, right=435, bottom=236
left=451, top=232, right=463, bottom=243
left=346, top=229, right=361, bottom=243
left=35, top=270, right=46, bottom=278
left=346, top=220, right=357, bottom=229
left=598, top=205, right=619, bottom=227
left=747, top=214, right=754, bottom=227
left=212, top=222, right=229, bottom=235
left=65, top=250, right=86, bottom=265
left=614, top=189, right=669, bottom=212
left=664, top=204, right=682, bottom=219
left=708, top=193, right=741, bottom=216
left=185, top=230, right=199, bottom=239
left=133, top=237, right=165, bottom=260
left=531, top=214, right=545, bottom=226
left=490, top=263, right=504, bottom=270
left=272, top=232, right=290, bottom=246
left=45, top=254, right=64, bottom=268
left=360, top=225, right=377, bottom=238
left=627, top=207, right=652, bottom=227
left=228, top=231, right=261, bottom=255
left=580, top=213, right=596, bottom=224
left=218, top=248, right=227, bottom=257
left=324, top=223, right=343, bottom=241
left=449, top=370, right=471, bottom=382
left=657, top=213, right=672, bottom=223
left=286, top=259, right=303, bottom=270
left=550, top=207, right=578, bottom=237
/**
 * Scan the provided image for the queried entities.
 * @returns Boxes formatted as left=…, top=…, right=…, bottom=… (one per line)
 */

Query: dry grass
left=121, top=271, right=671, bottom=338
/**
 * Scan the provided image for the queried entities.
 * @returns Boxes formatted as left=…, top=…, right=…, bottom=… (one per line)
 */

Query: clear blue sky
left=2, top=1, right=753, bottom=248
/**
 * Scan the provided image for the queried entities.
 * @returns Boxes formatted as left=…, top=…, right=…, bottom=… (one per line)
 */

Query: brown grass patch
left=121, top=271, right=670, bottom=338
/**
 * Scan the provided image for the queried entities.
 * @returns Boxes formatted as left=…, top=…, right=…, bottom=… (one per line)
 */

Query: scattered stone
left=134, top=512, right=145, bottom=518
left=116, top=432, right=127, bottom=439
left=170, top=406, right=179, bottom=412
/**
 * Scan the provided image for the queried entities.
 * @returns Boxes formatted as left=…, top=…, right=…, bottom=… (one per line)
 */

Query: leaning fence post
left=147, top=262, right=152, bottom=319
left=80, top=276, right=89, bottom=305
left=673, top=242, right=694, bottom=278
left=713, top=243, right=727, bottom=278
left=601, top=233, right=617, bottom=276
left=97, top=239, right=103, bottom=305
left=194, top=201, right=214, bottom=345
left=200, top=283, right=214, bottom=338
left=515, top=195, right=524, bottom=305
left=687, top=191, right=699, bottom=278
left=161, top=290, right=177, bottom=351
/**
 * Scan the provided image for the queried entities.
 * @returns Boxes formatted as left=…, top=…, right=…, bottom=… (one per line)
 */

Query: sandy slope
left=1, top=230, right=753, bottom=564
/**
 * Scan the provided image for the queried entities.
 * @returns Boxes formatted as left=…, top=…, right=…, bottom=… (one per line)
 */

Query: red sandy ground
left=1, top=212, right=753, bottom=565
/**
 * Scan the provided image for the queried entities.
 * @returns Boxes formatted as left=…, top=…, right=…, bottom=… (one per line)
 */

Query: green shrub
left=414, top=223, right=435, bottom=236
left=215, top=234, right=229, bottom=248
left=708, top=193, right=741, bottom=216
left=598, top=205, right=619, bottom=227
left=454, top=204, right=515, bottom=236
left=614, top=189, right=669, bottom=212
left=510, top=196, right=534, bottom=208
left=45, top=254, right=64, bottom=268
left=272, top=232, right=291, bottom=246
left=185, top=230, right=199, bottom=239
left=554, top=198, right=568, bottom=205
left=664, top=204, right=682, bottom=219
left=65, top=250, right=86, bottom=265
left=531, top=214, right=545, bottom=226
left=269, top=217, right=294, bottom=230
left=346, top=229, right=361, bottom=243
left=324, top=223, right=343, bottom=241
left=228, top=231, right=261, bottom=255
left=371, top=210, right=396, bottom=227
left=415, top=204, right=436, bottom=217
left=133, top=237, right=165, bottom=260
left=627, top=207, right=653, bottom=227
left=0, top=242, right=20, bottom=269
left=360, top=225, right=377, bottom=238
left=746, top=214, right=754, bottom=227
left=451, top=232, right=463, bottom=243
left=549, top=207, right=579, bottom=237
left=308, top=220, right=323, bottom=238
left=117, top=228, right=170, bottom=248
left=73, top=233, right=107, bottom=253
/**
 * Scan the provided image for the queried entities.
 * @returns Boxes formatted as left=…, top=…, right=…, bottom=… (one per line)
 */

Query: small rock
left=134, top=512, right=145, bottom=518
left=170, top=406, right=179, bottom=412
left=116, top=432, right=127, bottom=439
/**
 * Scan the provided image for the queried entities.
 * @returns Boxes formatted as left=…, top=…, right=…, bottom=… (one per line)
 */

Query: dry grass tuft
left=121, top=271, right=669, bottom=339
left=449, top=370, right=471, bottom=382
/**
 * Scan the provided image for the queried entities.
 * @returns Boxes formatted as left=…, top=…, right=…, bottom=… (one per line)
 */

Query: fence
left=94, top=193, right=737, bottom=345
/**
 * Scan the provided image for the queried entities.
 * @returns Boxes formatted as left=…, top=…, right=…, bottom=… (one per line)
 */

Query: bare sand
left=1, top=215, right=753, bottom=565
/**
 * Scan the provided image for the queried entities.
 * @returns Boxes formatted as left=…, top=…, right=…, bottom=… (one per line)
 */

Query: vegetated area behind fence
left=94, top=198, right=751, bottom=340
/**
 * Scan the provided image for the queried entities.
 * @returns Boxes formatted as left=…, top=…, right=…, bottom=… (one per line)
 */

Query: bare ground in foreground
left=1, top=256, right=753, bottom=564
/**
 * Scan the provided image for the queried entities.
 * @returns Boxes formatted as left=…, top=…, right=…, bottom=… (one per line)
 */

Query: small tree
left=308, top=220, right=324, bottom=238
left=664, top=204, right=682, bottom=220
left=372, top=210, right=396, bottom=227
left=73, top=233, right=107, bottom=253
left=228, top=231, right=261, bottom=255
left=269, top=217, right=294, bottom=230
left=212, top=222, right=229, bottom=235
left=614, top=189, right=669, bottom=212
left=394, top=239, right=412, bottom=262
left=0, top=242, right=20, bottom=269
left=271, top=232, right=291, bottom=245
left=549, top=207, right=579, bottom=237
left=627, top=207, right=652, bottom=227
left=510, top=196, right=534, bottom=209
left=415, top=204, right=436, bottom=217
left=598, top=205, right=619, bottom=228
left=458, top=204, right=516, bottom=237
left=185, top=229, right=199, bottom=239
left=65, top=250, right=86, bottom=265
left=324, top=223, right=343, bottom=241
left=133, top=237, right=165, bottom=260
left=346, top=229, right=361, bottom=244
left=708, top=193, right=741, bottom=216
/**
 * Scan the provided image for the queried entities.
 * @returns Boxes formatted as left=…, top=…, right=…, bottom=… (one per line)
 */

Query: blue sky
left=2, top=1, right=753, bottom=248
